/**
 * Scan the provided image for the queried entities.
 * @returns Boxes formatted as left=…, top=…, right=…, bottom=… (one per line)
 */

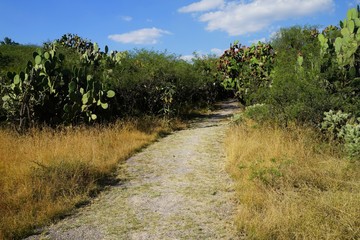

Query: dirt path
left=27, top=100, right=241, bottom=240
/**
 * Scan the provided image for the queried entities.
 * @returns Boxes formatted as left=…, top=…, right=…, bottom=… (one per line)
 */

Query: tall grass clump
left=0, top=119, right=170, bottom=239
left=225, top=121, right=360, bottom=239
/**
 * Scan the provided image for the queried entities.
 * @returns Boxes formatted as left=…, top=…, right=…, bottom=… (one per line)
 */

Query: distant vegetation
left=0, top=34, right=227, bottom=132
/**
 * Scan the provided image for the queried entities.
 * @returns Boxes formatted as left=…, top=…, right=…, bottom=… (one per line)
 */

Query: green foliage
left=230, top=104, right=272, bottom=125
left=321, top=110, right=351, bottom=140
left=268, top=26, right=330, bottom=125
left=243, top=103, right=272, bottom=124
left=112, top=49, right=179, bottom=115
left=342, top=123, right=360, bottom=160
left=1, top=37, right=116, bottom=131
left=0, top=34, right=228, bottom=129
left=318, top=7, right=360, bottom=116
left=230, top=113, right=244, bottom=125
left=0, top=37, right=19, bottom=46
left=321, top=110, right=360, bottom=160
left=1, top=45, right=65, bottom=130
left=0, top=44, right=38, bottom=75
left=109, top=49, right=225, bottom=117
left=218, top=41, right=275, bottom=105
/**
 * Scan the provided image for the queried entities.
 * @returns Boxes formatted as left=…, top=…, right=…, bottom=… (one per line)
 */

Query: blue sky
left=0, top=0, right=356, bottom=59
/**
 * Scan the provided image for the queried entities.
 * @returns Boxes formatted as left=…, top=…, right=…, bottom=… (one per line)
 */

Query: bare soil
left=26, top=99, right=241, bottom=240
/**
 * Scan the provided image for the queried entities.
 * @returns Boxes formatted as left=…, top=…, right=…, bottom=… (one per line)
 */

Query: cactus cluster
left=319, top=7, right=360, bottom=68
left=336, top=7, right=360, bottom=67
left=63, top=67, right=115, bottom=123
left=2, top=44, right=64, bottom=129
left=321, top=110, right=360, bottom=160
left=317, top=6, right=360, bottom=116
left=217, top=41, right=275, bottom=105
left=1, top=37, right=117, bottom=130
left=58, top=34, right=125, bottom=66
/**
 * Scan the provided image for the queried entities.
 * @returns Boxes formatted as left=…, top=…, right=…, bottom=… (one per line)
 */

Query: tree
left=0, top=37, right=19, bottom=46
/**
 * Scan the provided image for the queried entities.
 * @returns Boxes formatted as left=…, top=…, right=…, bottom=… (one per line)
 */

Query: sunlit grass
left=225, top=121, right=360, bottom=239
left=0, top=118, right=175, bottom=239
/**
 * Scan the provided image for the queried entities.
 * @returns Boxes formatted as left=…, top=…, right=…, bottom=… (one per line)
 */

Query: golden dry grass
left=225, top=121, right=360, bottom=239
left=0, top=119, right=173, bottom=240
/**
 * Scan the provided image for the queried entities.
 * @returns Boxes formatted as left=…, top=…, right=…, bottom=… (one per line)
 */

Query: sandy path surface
left=27, top=100, right=241, bottom=240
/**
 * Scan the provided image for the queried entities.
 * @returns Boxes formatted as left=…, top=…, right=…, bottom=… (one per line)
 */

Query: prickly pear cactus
left=319, top=7, right=360, bottom=68
left=1, top=44, right=65, bottom=130
left=318, top=6, right=360, bottom=112
left=1, top=38, right=117, bottom=130
left=217, top=41, right=275, bottom=105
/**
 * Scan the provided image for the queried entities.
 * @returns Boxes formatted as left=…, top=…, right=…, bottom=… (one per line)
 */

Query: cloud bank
left=108, top=27, right=171, bottom=45
left=178, top=0, right=224, bottom=13
left=179, top=0, right=334, bottom=36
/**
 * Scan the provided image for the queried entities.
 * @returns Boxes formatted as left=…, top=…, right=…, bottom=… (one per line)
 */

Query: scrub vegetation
left=220, top=6, right=360, bottom=239
left=1, top=5, right=360, bottom=240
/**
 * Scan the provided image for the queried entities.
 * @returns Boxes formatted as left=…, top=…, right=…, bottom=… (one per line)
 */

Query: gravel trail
left=27, top=100, right=241, bottom=240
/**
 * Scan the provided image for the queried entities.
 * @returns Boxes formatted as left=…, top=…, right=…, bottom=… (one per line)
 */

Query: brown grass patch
left=225, top=122, right=360, bottom=239
left=0, top=118, right=173, bottom=240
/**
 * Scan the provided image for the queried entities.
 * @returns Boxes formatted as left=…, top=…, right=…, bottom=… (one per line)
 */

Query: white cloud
left=180, top=55, right=194, bottom=62
left=178, top=0, right=224, bottom=13
left=108, top=28, right=171, bottom=45
left=210, top=48, right=224, bottom=56
left=180, top=49, right=224, bottom=61
left=121, top=16, right=133, bottom=22
left=269, top=31, right=279, bottom=40
left=180, top=0, right=334, bottom=36
left=249, top=37, right=267, bottom=44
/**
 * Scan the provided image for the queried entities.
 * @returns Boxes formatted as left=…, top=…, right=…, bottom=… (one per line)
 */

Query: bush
left=243, top=103, right=272, bottom=124
left=0, top=44, right=38, bottom=76
left=109, top=49, right=225, bottom=117
left=318, top=7, right=360, bottom=117
left=218, top=41, right=275, bottom=105
left=321, top=110, right=350, bottom=140
left=321, top=110, right=360, bottom=160
left=343, top=123, right=360, bottom=160
left=268, top=26, right=331, bottom=125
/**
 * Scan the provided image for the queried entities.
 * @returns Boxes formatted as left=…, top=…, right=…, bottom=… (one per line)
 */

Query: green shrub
left=218, top=41, right=275, bottom=105
left=342, top=123, right=360, bottom=160
left=231, top=113, right=244, bottom=125
left=268, top=26, right=331, bottom=125
left=1, top=38, right=116, bottom=130
left=0, top=44, right=38, bottom=75
left=321, top=110, right=360, bottom=160
left=318, top=7, right=360, bottom=117
left=321, top=110, right=350, bottom=140
left=109, top=49, right=224, bottom=117
left=243, top=103, right=272, bottom=124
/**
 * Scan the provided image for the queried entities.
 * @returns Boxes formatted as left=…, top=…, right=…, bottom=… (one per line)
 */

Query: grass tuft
left=225, top=121, right=360, bottom=240
left=0, top=118, right=173, bottom=239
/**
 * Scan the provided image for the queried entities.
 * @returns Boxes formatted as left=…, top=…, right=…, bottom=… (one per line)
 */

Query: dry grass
left=225, top=121, right=360, bottom=240
left=0, top=118, right=175, bottom=240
